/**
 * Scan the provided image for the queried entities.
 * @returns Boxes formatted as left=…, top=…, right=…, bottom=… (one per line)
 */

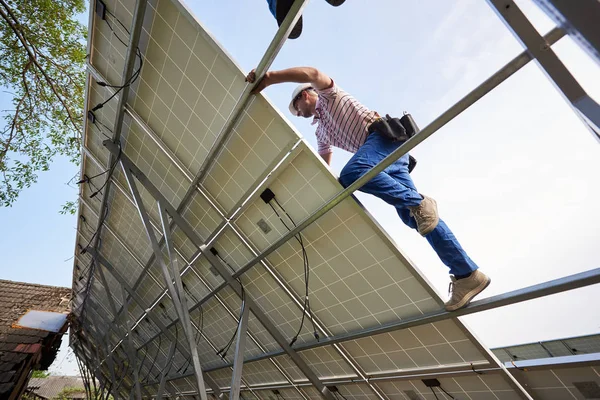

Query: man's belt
left=368, top=113, right=419, bottom=173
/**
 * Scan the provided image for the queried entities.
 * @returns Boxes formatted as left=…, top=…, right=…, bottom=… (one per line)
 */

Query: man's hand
left=245, top=69, right=270, bottom=94
left=245, top=67, right=332, bottom=95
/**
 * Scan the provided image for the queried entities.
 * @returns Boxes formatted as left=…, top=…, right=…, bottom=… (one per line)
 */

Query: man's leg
left=340, top=133, right=489, bottom=310
left=273, top=0, right=303, bottom=39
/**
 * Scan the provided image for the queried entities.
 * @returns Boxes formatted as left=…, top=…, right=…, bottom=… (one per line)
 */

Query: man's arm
left=320, top=152, right=333, bottom=166
left=245, top=67, right=331, bottom=93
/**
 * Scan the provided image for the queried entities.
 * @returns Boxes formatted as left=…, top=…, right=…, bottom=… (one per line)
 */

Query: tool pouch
left=367, top=113, right=419, bottom=173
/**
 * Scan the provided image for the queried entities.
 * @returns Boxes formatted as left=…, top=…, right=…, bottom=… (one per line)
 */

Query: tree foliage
left=0, top=0, right=86, bottom=208
left=31, top=369, right=50, bottom=378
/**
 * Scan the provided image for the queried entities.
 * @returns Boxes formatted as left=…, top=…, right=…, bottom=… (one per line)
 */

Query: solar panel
left=68, top=0, right=547, bottom=398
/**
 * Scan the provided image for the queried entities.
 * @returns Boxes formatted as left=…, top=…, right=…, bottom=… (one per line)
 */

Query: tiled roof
left=27, top=376, right=85, bottom=399
left=0, top=279, right=71, bottom=399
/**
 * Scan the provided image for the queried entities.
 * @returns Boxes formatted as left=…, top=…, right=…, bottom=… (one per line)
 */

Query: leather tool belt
left=368, top=113, right=419, bottom=173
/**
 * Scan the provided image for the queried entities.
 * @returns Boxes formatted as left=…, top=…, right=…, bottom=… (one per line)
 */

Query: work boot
left=408, top=195, right=439, bottom=236
left=445, top=270, right=491, bottom=311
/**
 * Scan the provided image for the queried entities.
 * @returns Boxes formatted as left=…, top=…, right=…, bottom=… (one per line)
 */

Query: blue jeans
left=339, top=132, right=478, bottom=276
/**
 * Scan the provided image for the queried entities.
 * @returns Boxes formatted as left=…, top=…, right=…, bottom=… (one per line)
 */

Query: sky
left=0, top=0, right=599, bottom=376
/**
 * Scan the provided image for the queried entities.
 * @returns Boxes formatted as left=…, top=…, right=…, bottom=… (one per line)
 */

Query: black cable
left=141, top=334, right=162, bottom=383
left=430, top=387, right=440, bottom=400
left=214, top=251, right=246, bottom=360
left=177, top=288, right=204, bottom=374
left=439, top=386, right=456, bottom=399
left=89, top=141, right=121, bottom=199
left=153, top=324, right=179, bottom=381
left=269, top=198, right=319, bottom=345
left=334, top=391, right=349, bottom=400
left=91, top=8, right=143, bottom=111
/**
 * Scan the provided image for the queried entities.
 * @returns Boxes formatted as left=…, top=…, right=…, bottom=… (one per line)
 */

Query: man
left=245, top=66, right=490, bottom=311
left=266, top=0, right=346, bottom=39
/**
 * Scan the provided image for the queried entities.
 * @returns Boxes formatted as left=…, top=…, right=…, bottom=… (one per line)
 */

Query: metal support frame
left=95, top=26, right=576, bottom=399
left=532, top=0, right=600, bottom=65
left=72, top=0, right=600, bottom=396
left=122, top=286, right=143, bottom=400
left=230, top=304, right=249, bottom=400
left=87, top=248, right=223, bottom=398
left=125, top=27, right=568, bottom=362
left=205, top=266, right=600, bottom=368
left=157, top=339, right=177, bottom=399
left=122, top=164, right=209, bottom=400
left=487, top=0, right=600, bottom=141
left=105, top=140, right=336, bottom=400
left=81, top=191, right=303, bottom=400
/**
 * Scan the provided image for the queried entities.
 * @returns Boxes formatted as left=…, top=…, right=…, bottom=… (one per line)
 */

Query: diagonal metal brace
left=121, top=163, right=209, bottom=400
left=103, top=139, right=335, bottom=400
left=87, top=247, right=223, bottom=398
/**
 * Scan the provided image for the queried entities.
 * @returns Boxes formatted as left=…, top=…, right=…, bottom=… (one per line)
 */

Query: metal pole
left=122, top=286, right=143, bottom=400
left=84, top=0, right=147, bottom=311
left=532, top=0, right=600, bottom=65
left=230, top=305, right=249, bottom=400
left=157, top=340, right=177, bottom=399
left=121, top=164, right=209, bottom=400
left=218, top=26, right=565, bottom=281
left=487, top=0, right=600, bottom=141
left=87, top=248, right=223, bottom=398
left=102, top=143, right=335, bottom=400
left=159, top=202, right=211, bottom=400
left=207, top=267, right=600, bottom=367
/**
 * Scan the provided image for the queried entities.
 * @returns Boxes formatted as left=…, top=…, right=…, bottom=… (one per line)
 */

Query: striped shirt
left=313, top=80, right=378, bottom=155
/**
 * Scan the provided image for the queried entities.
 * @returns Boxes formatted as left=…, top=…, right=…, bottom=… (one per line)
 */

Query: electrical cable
left=269, top=197, right=319, bottom=346
left=430, top=387, right=440, bottom=400
left=439, top=386, right=456, bottom=399
left=334, top=391, right=349, bottom=400
left=177, top=287, right=204, bottom=374
left=213, top=250, right=246, bottom=360
left=141, top=334, right=162, bottom=383
left=91, top=7, right=143, bottom=112
left=153, top=324, right=179, bottom=382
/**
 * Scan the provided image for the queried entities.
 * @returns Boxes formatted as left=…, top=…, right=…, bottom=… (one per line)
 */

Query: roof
left=0, top=280, right=71, bottom=399
left=27, top=376, right=85, bottom=399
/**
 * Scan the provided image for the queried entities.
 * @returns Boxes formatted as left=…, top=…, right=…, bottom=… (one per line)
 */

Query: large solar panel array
left=69, top=0, right=598, bottom=399
left=491, top=335, right=600, bottom=400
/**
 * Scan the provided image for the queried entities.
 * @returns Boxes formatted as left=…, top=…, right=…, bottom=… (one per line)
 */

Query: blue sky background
left=1, top=0, right=599, bottom=375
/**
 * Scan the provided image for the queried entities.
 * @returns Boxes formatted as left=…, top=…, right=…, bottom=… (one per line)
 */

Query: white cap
left=288, top=83, right=313, bottom=115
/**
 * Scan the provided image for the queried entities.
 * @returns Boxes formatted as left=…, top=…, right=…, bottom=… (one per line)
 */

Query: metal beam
left=487, top=0, right=600, bottom=142
left=206, top=266, right=600, bottom=368
left=122, top=29, right=567, bottom=356
left=219, top=27, right=567, bottom=284
left=104, top=141, right=335, bottom=400
left=532, top=0, right=600, bottom=65
left=122, top=287, right=143, bottom=400
left=83, top=0, right=147, bottom=313
left=182, top=0, right=309, bottom=195
left=122, top=163, right=209, bottom=400
left=87, top=248, right=223, bottom=398
left=230, top=304, right=249, bottom=400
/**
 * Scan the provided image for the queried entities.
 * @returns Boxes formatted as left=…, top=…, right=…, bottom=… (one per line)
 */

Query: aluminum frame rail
left=122, top=164, right=210, bottom=400
left=81, top=0, right=147, bottom=314
left=74, top=0, right=600, bottom=397
left=104, top=140, right=337, bottom=400
left=86, top=24, right=571, bottom=398
left=532, top=0, right=600, bottom=65
left=126, top=24, right=565, bottom=358
left=86, top=248, right=224, bottom=398
left=487, top=0, right=600, bottom=142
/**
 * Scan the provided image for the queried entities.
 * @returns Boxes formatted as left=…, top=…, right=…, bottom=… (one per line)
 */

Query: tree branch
left=0, top=0, right=81, bottom=132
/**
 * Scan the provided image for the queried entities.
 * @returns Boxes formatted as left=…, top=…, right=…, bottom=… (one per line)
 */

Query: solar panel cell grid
left=70, top=0, right=537, bottom=397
